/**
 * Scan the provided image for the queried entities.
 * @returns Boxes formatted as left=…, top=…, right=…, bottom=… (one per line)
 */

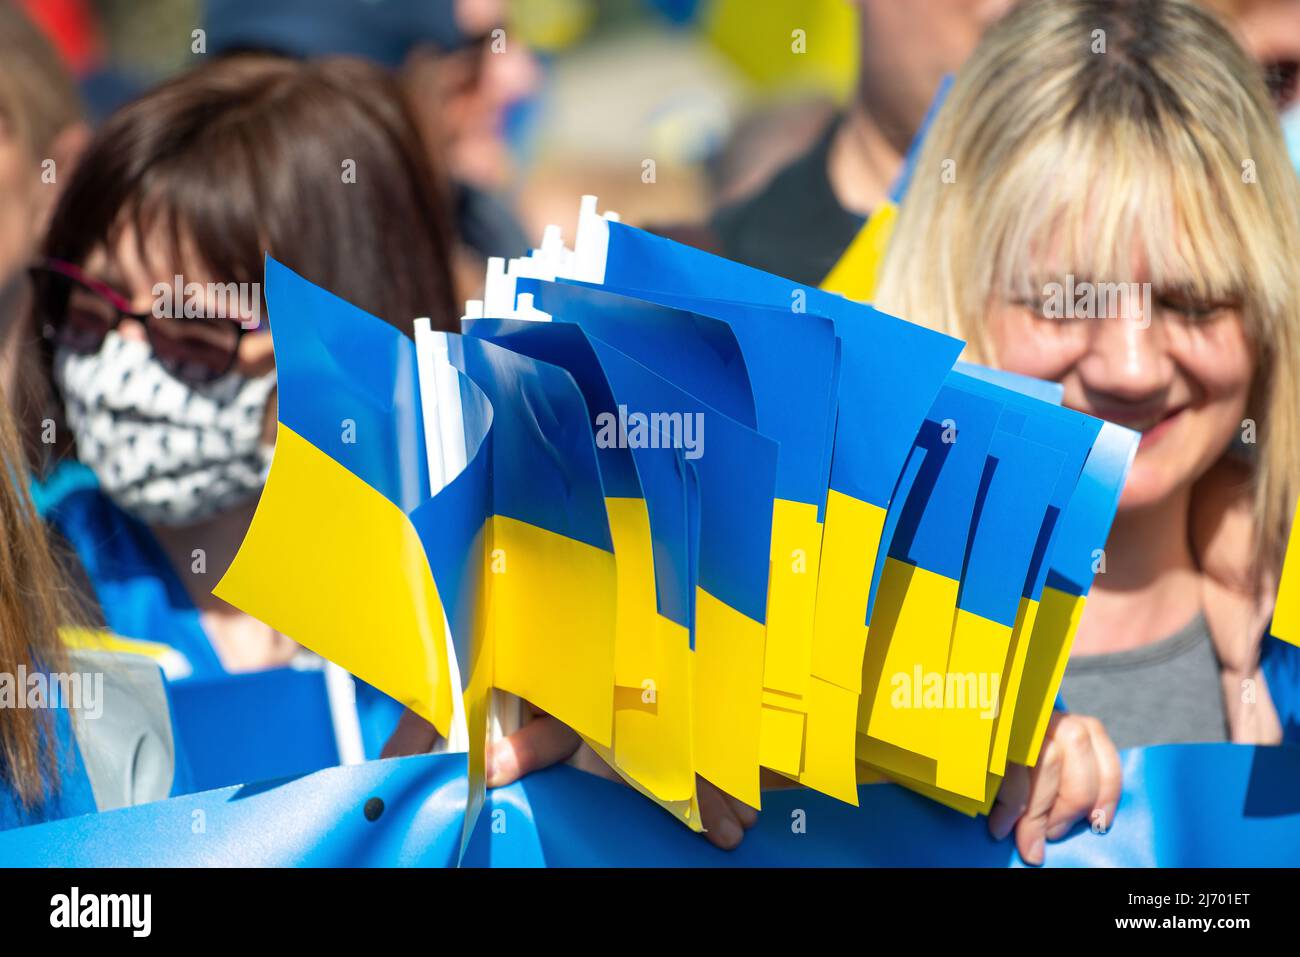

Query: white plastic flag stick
left=322, top=660, right=366, bottom=764
left=413, top=317, right=469, bottom=752
left=573, top=194, right=616, bottom=284
left=431, top=335, right=523, bottom=743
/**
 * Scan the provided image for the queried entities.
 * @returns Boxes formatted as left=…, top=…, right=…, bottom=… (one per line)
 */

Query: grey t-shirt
left=1059, top=614, right=1228, bottom=751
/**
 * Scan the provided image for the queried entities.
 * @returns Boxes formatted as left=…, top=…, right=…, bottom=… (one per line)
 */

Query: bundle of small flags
left=213, top=195, right=1139, bottom=850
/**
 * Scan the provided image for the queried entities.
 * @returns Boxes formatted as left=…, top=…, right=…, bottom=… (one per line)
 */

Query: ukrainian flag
left=464, top=316, right=700, bottom=825
left=217, top=258, right=465, bottom=743
left=886, top=418, right=1136, bottom=818
left=214, top=261, right=502, bottom=853
left=444, top=334, right=618, bottom=754
left=857, top=425, right=1063, bottom=803
left=584, top=336, right=778, bottom=809
left=503, top=280, right=793, bottom=811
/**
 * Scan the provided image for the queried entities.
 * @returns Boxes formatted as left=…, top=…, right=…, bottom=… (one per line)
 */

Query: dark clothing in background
left=707, top=119, right=866, bottom=287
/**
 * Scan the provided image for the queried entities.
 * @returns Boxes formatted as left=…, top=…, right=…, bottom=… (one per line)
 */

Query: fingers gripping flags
left=216, top=198, right=1136, bottom=844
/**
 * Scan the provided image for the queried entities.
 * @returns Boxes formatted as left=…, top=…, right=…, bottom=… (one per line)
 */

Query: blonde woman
left=874, top=0, right=1300, bottom=862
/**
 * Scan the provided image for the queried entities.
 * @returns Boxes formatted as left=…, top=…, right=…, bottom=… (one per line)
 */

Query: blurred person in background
left=0, top=0, right=88, bottom=461
left=700, top=0, right=1300, bottom=287
left=1192, top=2, right=1300, bottom=174
left=701, top=0, right=1014, bottom=285
left=874, top=0, right=1300, bottom=861
left=30, top=55, right=459, bottom=680
left=203, top=0, right=540, bottom=300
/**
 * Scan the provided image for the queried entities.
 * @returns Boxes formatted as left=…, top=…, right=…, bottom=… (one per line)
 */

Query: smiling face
left=986, top=244, right=1255, bottom=511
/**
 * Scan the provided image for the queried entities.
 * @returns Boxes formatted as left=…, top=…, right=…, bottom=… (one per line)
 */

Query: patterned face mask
left=54, top=331, right=276, bottom=527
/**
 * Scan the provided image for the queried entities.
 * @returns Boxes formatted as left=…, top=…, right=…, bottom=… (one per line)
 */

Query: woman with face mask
left=29, top=55, right=460, bottom=680
left=873, top=0, right=1300, bottom=863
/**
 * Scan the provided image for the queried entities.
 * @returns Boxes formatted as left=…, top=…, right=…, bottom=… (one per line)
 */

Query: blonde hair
left=0, top=0, right=82, bottom=155
left=875, top=0, right=1300, bottom=582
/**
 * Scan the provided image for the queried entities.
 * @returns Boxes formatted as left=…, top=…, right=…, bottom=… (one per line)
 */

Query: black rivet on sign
left=363, top=797, right=384, bottom=822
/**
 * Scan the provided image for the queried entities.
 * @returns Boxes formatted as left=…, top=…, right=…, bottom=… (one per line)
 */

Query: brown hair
left=0, top=386, right=76, bottom=807
left=1, top=9, right=82, bottom=808
left=39, top=54, right=459, bottom=337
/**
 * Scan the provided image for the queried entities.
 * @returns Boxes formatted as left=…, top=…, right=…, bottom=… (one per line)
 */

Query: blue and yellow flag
left=464, top=316, right=699, bottom=824
left=216, top=259, right=462, bottom=740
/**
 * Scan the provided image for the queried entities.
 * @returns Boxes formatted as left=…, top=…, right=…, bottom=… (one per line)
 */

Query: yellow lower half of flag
left=810, top=490, right=886, bottom=692
left=764, top=499, right=824, bottom=695
left=580, top=734, right=703, bottom=832
left=757, top=498, right=825, bottom=783
left=879, top=767, right=999, bottom=818
left=759, top=695, right=805, bottom=776
left=488, top=514, right=616, bottom=750
left=862, top=590, right=1072, bottom=812
left=213, top=424, right=455, bottom=737
left=987, top=596, right=1040, bottom=775
left=858, top=558, right=960, bottom=755
left=787, top=675, right=862, bottom=804
left=605, top=497, right=696, bottom=804
left=935, top=610, right=1013, bottom=799
left=693, top=588, right=766, bottom=809
left=1007, top=587, right=1086, bottom=766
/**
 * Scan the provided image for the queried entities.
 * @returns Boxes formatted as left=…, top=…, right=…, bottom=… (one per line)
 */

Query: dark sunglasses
left=30, top=258, right=264, bottom=386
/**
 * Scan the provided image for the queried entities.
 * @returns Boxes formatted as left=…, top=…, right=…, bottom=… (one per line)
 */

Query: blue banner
left=3, top=744, right=1298, bottom=866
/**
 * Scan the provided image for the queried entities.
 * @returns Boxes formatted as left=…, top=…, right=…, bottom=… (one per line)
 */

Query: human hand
left=987, top=711, right=1122, bottom=865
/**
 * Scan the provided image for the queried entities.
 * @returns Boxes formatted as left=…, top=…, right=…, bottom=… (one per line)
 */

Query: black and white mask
left=54, top=331, right=276, bottom=527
